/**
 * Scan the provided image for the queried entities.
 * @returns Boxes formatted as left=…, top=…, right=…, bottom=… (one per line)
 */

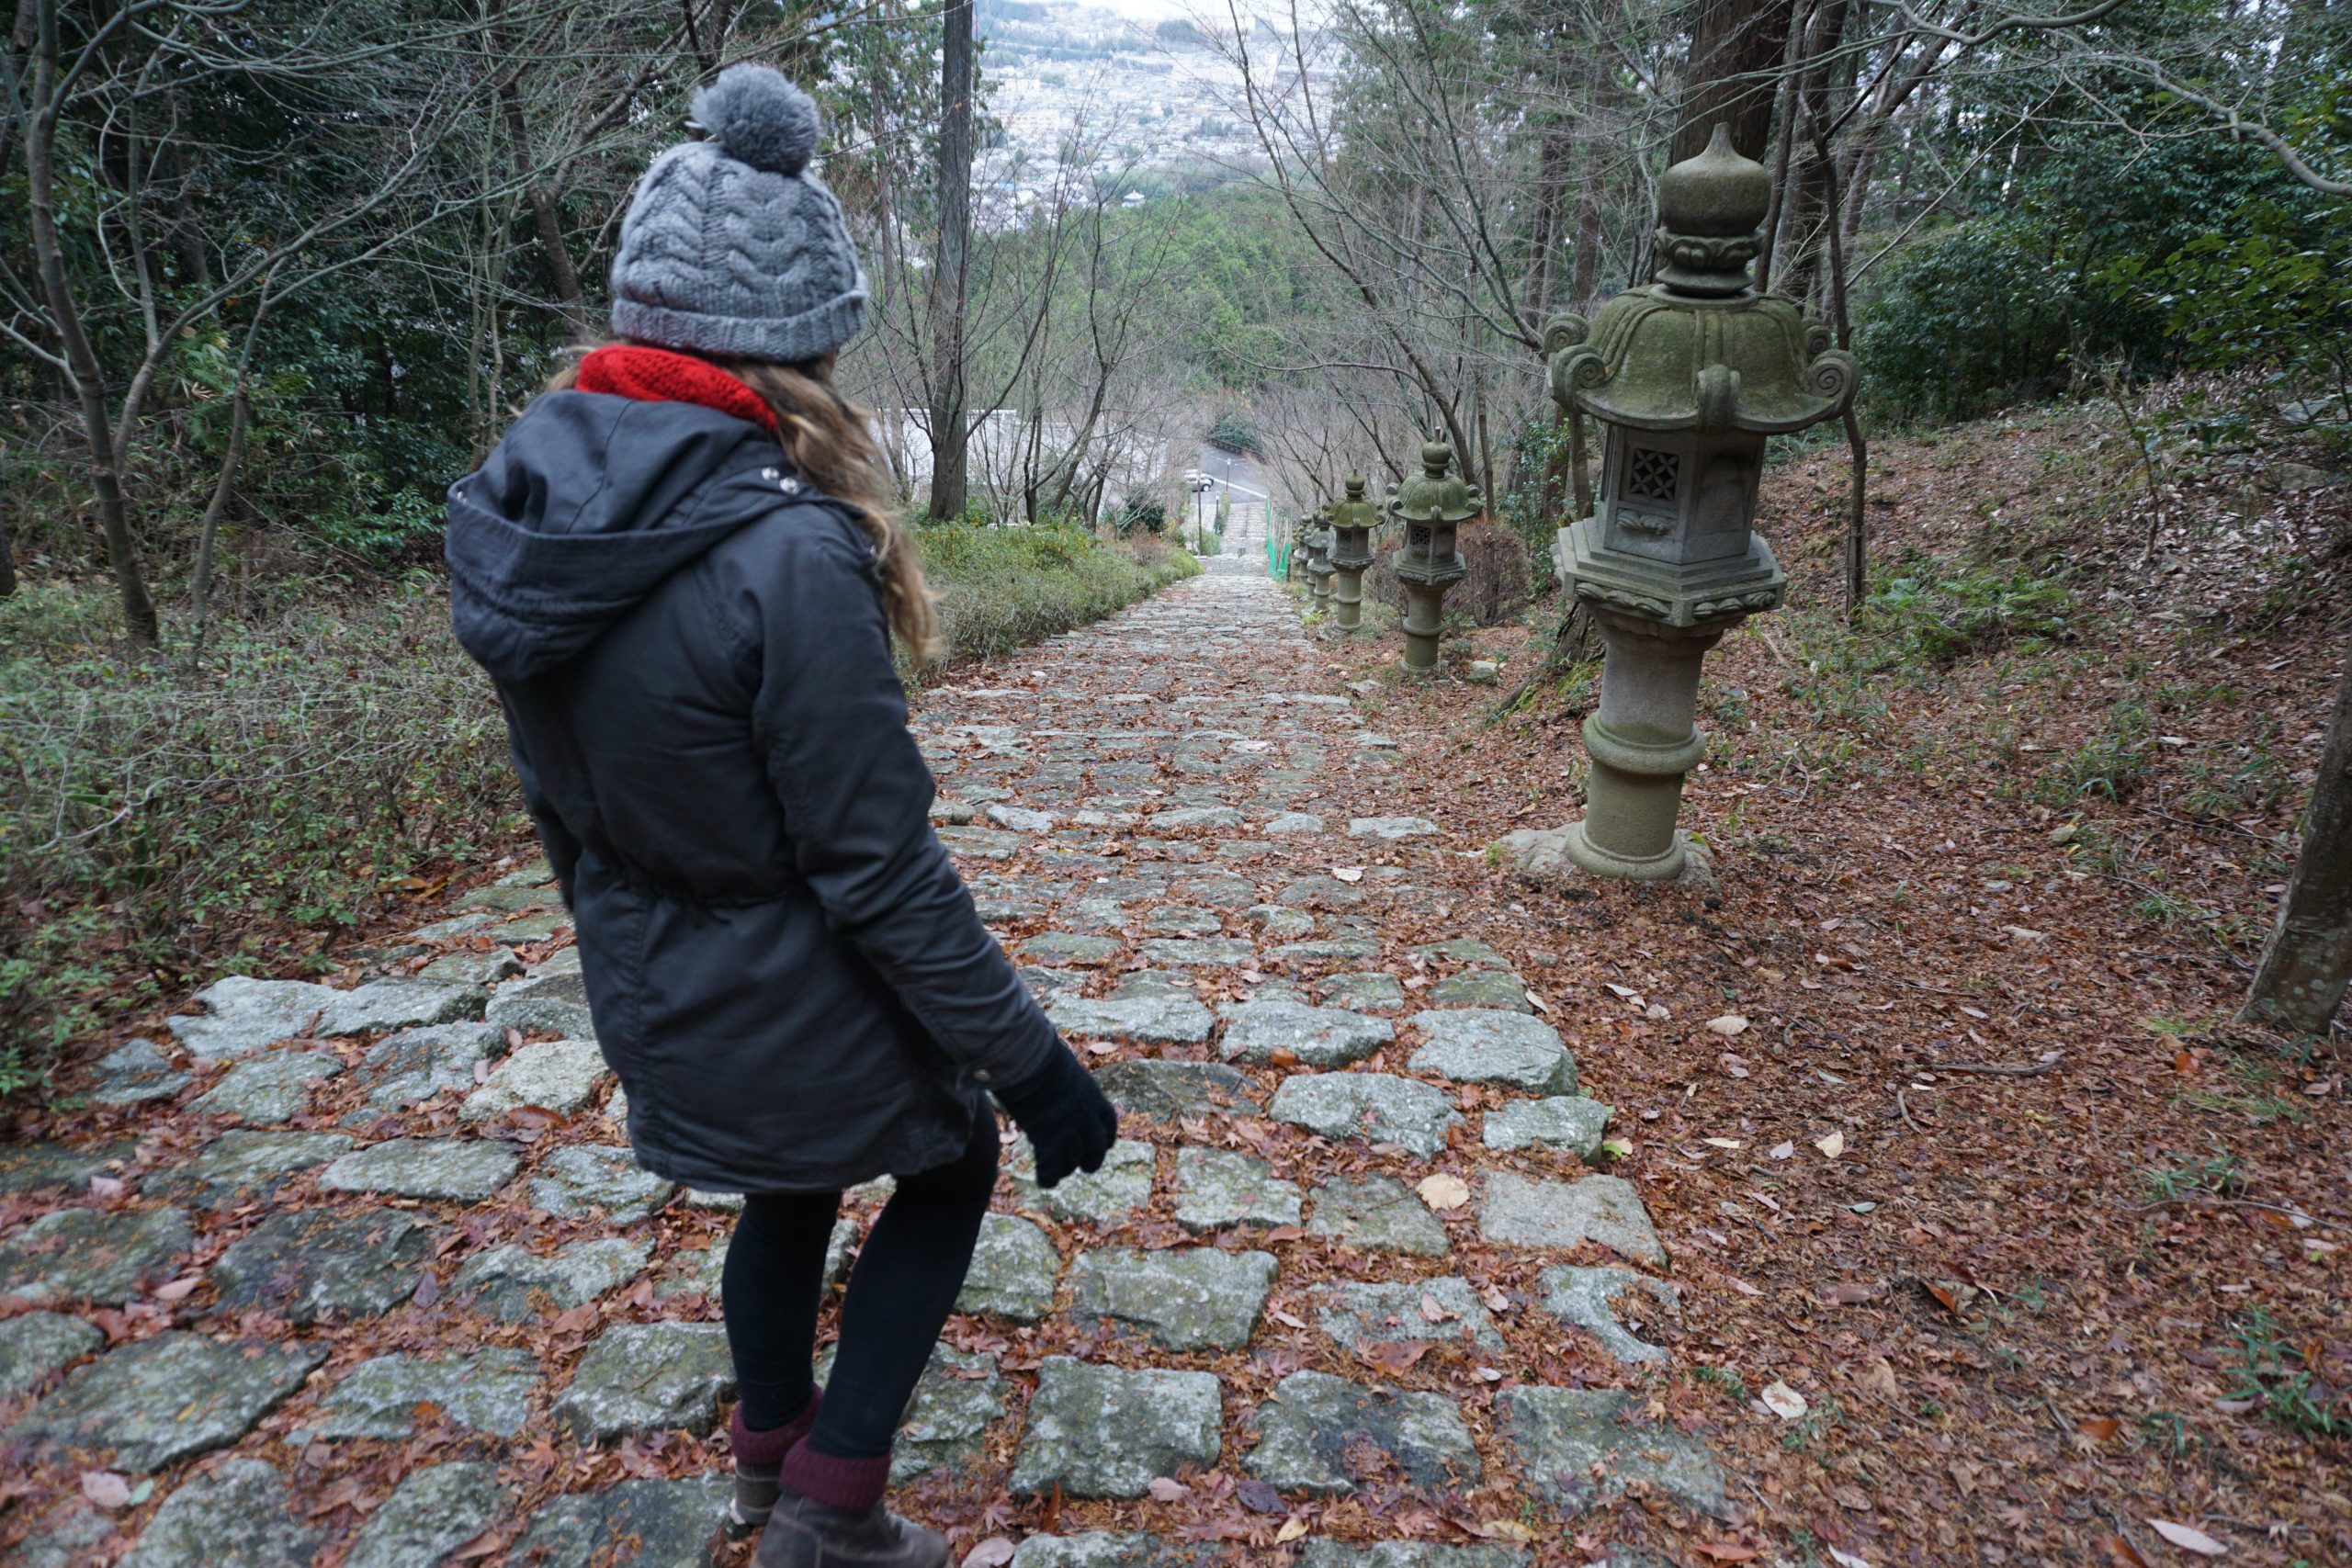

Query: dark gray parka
left=446, top=390, right=1058, bottom=1192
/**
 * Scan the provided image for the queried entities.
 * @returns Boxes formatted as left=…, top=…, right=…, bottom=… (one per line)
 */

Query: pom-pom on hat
left=608, top=63, right=866, bottom=364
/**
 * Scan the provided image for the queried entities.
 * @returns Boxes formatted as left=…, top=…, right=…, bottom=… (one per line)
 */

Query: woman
left=444, top=64, right=1118, bottom=1568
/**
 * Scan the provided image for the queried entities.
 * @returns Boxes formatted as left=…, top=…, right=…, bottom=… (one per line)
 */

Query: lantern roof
left=1390, top=443, right=1478, bottom=525
left=1329, top=474, right=1379, bottom=532
left=1544, top=127, right=1857, bottom=437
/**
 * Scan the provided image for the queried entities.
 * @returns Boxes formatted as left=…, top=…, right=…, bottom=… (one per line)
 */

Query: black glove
left=993, top=1044, right=1118, bottom=1190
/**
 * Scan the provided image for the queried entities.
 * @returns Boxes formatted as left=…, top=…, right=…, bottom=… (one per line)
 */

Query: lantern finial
left=1653, top=124, right=1772, bottom=299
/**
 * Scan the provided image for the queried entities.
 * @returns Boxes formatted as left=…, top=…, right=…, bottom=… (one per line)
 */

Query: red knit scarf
left=576, top=344, right=778, bottom=432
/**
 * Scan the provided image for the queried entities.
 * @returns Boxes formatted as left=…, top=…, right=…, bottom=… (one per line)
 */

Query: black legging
left=723, top=1112, right=1000, bottom=1459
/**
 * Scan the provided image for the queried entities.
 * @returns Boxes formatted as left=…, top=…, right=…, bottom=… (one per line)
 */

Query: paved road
left=0, top=572, right=1715, bottom=1565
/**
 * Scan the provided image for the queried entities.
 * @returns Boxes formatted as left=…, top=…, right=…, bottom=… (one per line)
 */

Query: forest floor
left=2, top=388, right=2347, bottom=1568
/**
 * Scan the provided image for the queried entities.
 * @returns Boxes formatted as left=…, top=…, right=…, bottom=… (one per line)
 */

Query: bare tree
left=927, top=0, right=977, bottom=521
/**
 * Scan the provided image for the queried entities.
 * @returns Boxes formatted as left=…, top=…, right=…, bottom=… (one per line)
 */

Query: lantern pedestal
left=1395, top=570, right=1464, bottom=671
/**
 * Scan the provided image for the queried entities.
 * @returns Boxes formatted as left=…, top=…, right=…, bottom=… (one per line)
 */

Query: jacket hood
left=446, top=391, right=782, bottom=681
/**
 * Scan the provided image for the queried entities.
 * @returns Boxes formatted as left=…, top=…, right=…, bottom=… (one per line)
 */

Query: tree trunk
left=492, top=29, right=587, bottom=326
left=2243, top=634, right=2352, bottom=1033
left=1673, top=0, right=1796, bottom=162
left=0, top=514, right=17, bottom=597
left=925, top=0, right=975, bottom=524
left=25, top=0, right=156, bottom=646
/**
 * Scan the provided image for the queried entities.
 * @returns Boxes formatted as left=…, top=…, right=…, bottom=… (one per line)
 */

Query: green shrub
left=0, top=581, right=521, bottom=1097
left=912, top=523, right=1198, bottom=673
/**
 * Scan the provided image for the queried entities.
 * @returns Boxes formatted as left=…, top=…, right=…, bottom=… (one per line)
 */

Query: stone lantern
left=1327, top=475, right=1378, bottom=633
left=1304, top=508, right=1335, bottom=615
left=1512, top=126, right=1856, bottom=884
left=1387, top=441, right=1477, bottom=672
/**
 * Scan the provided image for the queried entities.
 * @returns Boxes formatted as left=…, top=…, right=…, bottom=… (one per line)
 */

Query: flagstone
left=1068, top=1247, right=1275, bottom=1349
left=1009, top=1359, right=1221, bottom=1500
left=1305, top=1174, right=1449, bottom=1257
left=1269, top=1072, right=1459, bottom=1156
left=208, top=1209, right=438, bottom=1323
left=188, top=1051, right=342, bottom=1123
left=319, top=1138, right=518, bottom=1203
left=1538, top=1266, right=1681, bottom=1364
left=1244, top=1369, right=1480, bottom=1495
left=119, top=1459, right=315, bottom=1568
left=1009, top=1137, right=1155, bottom=1224
left=303, top=1348, right=541, bottom=1439
left=1478, top=1173, right=1667, bottom=1265
left=1219, top=999, right=1393, bottom=1066
left=1310, top=1276, right=1506, bottom=1351
left=11, top=1332, right=327, bottom=1471
left=452, top=1237, right=653, bottom=1321
left=1172, top=1148, right=1300, bottom=1232
left=555, top=1322, right=733, bottom=1440
left=342, top=1461, right=504, bottom=1568
left=0, top=1205, right=192, bottom=1305
left=509, top=1474, right=731, bottom=1568
left=147, top=1130, right=352, bottom=1207
left=1498, top=1386, right=1725, bottom=1517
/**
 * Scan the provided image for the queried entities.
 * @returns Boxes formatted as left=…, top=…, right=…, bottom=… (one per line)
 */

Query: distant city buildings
left=967, top=0, right=1332, bottom=227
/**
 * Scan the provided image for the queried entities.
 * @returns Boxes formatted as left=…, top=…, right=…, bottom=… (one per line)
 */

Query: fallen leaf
left=2145, top=1520, right=2227, bottom=1556
left=2076, top=1416, right=2120, bottom=1443
left=1829, top=1549, right=1874, bottom=1568
left=1145, top=1477, right=1191, bottom=1504
left=1419, top=1293, right=1456, bottom=1323
left=1085, top=1040, right=1118, bottom=1055
left=80, top=1472, right=130, bottom=1510
left=1707, top=1013, right=1750, bottom=1036
left=1600, top=1136, right=1634, bottom=1158
left=1761, top=1381, right=1809, bottom=1419
left=1235, top=1479, right=1283, bottom=1515
left=962, top=1540, right=1018, bottom=1568
left=1330, top=865, right=1365, bottom=883
left=1861, top=1356, right=1901, bottom=1402
left=1268, top=1309, right=1306, bottom=1329
left=151, top=1274, right=202, bottom=1303
left=1832, top=1483, right=1871, bottom=1512
left=1702, top=1137, right=1744, bottom=1149
left=1815, top=1130, right=1846, bottom=1158
left=1274, top=1517, right=1309, bottom=1543
left=1417, top=1174, right=1470, bottom=1211
left=1693, top=1545, right=1759, bottom=1562
left=1472, top=1520, right=1539, bottom=1543
left=1770, top=1141, right=1795, bottom=1159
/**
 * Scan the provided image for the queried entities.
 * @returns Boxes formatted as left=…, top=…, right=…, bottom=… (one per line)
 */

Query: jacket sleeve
left=501, top=702, right=582, bottom=910
left=741, top=511, right=1062, bottom=1089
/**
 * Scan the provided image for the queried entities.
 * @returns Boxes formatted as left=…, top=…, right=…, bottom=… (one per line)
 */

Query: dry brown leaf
left=2145, top=1520, right=2227, bottom=1556
left=1417, top=1173, right=1470, bottom=1211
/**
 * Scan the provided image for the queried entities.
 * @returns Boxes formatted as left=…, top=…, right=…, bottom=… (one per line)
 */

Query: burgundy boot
left=752, top=1442, right=947, bottom=1568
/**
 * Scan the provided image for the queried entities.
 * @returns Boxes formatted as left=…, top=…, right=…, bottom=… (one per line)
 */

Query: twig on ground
left=1896, top=1087, right=1921, bottom=1133
left=1937, top=1057, right=2061, bottom=1077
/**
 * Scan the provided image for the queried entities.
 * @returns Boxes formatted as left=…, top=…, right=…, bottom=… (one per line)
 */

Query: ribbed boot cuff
left=730, top=1386, right=820, bottom=1467
left=779, top=1438, right=891, bottom=1512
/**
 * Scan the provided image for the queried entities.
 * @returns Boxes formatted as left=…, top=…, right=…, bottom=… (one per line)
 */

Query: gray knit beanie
left=609, top=64, right=867, bottom=363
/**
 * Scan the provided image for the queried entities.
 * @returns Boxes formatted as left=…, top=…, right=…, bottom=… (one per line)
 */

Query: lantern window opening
left=1624, top=445, right=1680, bottom=506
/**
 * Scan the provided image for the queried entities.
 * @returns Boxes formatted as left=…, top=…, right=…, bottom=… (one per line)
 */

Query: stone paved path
left=1, top=571, right=1717, bottom=1567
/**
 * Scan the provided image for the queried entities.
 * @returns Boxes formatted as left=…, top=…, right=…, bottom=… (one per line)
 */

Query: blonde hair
left=546, top=344, right=940, bottom=662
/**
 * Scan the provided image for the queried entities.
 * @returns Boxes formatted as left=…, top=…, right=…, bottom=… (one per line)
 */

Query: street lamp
left=1188, top=473, right=1215, bottom=554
